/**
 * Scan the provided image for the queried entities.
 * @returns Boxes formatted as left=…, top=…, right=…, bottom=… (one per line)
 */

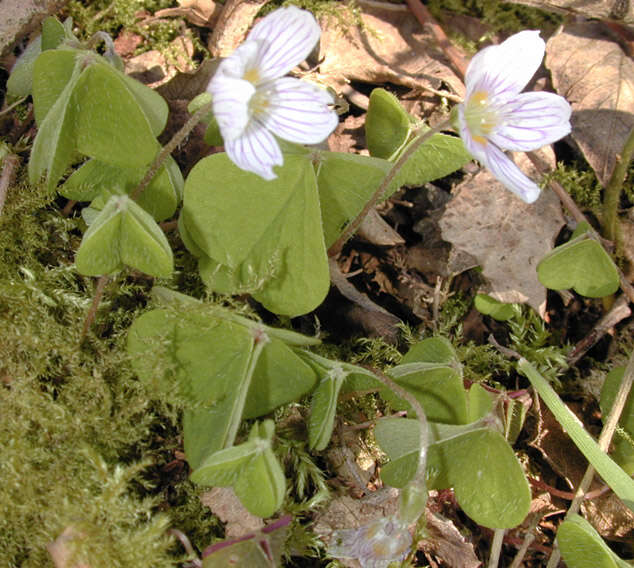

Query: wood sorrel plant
left=10, top=8, right=633, bottom=568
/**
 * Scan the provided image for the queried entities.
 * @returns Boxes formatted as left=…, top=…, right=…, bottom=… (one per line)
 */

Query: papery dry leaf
left=438, top=151, right=564, bottom=316
left=200, top=487, right=265, bottom=539
left=47, top=527, right=91, bottom=568
left=208, top=0, right=268, bottom=58
left=318, top=4, right=464, bottom=98
left=582, top=492, right=634, bottom=540
left=505, top=0, right=634, bottom=23
left=125, top=35, right=195, bottom=88
left=546, top=22, right=634, bottom=187
left=155, top=0, right=221, bottom=28
left=419, top=512, right=481, bottom=568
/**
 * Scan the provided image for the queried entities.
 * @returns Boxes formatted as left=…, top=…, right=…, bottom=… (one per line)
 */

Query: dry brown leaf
left=200, top=487, right=265, bottom=539
left=47, top=526, right=91, bottom=568
left=155, top=0, right=221, bottom=28
left=125, top=35, right=195, bottom=88
left=505, top=0, right=634, bottom=24
left=208, top=0, right=268, bottom=58
left=581, top=492, right=634, bottom=541
left=546, top=22, right=634, bottom=187
left=419, top=511, right=481, bottom=568
left=318, top=4, right=464, bottom=97
left=438, top=151, right=564, bottom=316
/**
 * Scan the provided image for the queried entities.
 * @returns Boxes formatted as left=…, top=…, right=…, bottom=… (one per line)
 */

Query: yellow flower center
left=464, top=91, right=499, bottom=145
left=243, top=67, right=260, bottom=84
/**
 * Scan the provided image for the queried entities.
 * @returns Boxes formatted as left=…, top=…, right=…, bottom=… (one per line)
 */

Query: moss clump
left=0, top=172, right=215, bottom=565
left=427, top=0, right=561, bottom=35
left=547, top=161, right=603, bottom=211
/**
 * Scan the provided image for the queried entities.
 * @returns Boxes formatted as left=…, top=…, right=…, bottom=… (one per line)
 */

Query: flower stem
left=602, top=124, right=634, bottom=248
left=131, top=101, right=213, bottom=201
left=327, top=118, right=452, bottom=257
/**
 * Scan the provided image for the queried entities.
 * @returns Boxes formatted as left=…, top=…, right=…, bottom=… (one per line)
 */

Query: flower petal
left=224, top=121, right=283, bottom=180
left=489, top=91, right=572, bottom=151
left=480, top=143, right=541, bottom=203
left=257, top=77, right=338, bottom=144
left=465, top=31, right=545, bottom=101
left=208, top=73, right=256, bottom=141
left=246, top=6, right=321, bottom=81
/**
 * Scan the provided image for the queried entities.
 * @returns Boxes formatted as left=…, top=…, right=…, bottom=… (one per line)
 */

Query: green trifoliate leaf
left=537, top=226, right=619, bottom=298
left=72, top=61, right=162, bottom=167
left=557, top=515, right=628, bottom=568
left=6, top=36, right=42, bottom=100
left=181, top=153, right=329, bottom=316
left=315, top=151, right=391, bottom=247
left=474, top=294, right=517, bottom=321
left=307, top=364, right=348, bottom=450
left=365, top=88, right=412, bottom=160
left=75, top=195, right=173, bottom=277
left=62, top=157, right=182, bottom=221
left=385, top=337, right=468, bottom=424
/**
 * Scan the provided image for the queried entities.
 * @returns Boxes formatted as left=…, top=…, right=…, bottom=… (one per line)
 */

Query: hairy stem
left=131, top=101, right=212, bottom=201
left=328, top=118, right=452, bottom=256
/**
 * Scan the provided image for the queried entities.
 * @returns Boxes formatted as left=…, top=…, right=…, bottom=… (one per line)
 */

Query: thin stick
left=328, top=118, right=452, bottom=256
left=131, top=102, right=212, bottom=201
left=403, top=0, right=469, bottom=79
left=81, top=275, right=110, bottom=340
left=546, top=350, right=634, bottom=568
left=0, top=153, right=19, bottom=217
left=488, top=528, right=505, bottom=568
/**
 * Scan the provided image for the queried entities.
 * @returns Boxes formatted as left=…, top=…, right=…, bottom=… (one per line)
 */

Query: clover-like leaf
left=62, top=157, right=182, bottom=221
left=537, top=231, right=619, bottom=298
left=75, top=195, right=173, bottom=277
left=181, top=153, right=329, bottom=316
left=558, top=515, right=629, bottom=568
left=365, top=88, right=412, bottom=160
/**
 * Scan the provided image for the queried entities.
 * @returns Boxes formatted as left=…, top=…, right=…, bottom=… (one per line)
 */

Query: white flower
left=207, top=6, right=339, bottom=180
left=456, top=31, right=572, bottom=203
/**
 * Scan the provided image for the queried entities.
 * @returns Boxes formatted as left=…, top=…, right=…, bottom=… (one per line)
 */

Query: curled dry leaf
left=504, top=0, right=634, bottom=24
left=439, top=150, right=564, bottom=317
left=207, top=0, right=268, bottom=58
left=124, top=35, right=195, bottom=88
left=47, top=526, right=91, bottom=568
left=318, top=4, right=464, bottom=97
left=546, top=22, right=634, bottom=187
left=155, top=0, right=221, bottom=28
left=200, top=487, right=265, bottom=539
left=419, top=510, right=480, bottom=568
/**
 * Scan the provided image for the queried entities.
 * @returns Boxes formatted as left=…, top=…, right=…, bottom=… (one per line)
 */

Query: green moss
left=547, top=162, right=603, bottom=211
left=427, top=0, right=561, bottom=35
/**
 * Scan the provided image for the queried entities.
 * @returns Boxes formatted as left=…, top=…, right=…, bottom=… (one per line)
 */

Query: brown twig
left=0, top=153, right=19, bottom=217
left=568, top=294, right=631, bottom=365
left=403, top=0, right=468, bottom=80
left=81, top=275, right=110, bottom=340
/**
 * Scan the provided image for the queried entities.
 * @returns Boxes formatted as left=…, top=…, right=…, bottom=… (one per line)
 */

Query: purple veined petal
left=224, top=121, right=283, bottom=180
left=256, top=77, right=339, bottom=144
left=465, top=31, right=545, bottom=101
left=480, top=142, right=542, bottom=203
left=209, top=75, right=256, bottom=141
left=246, top=6, right=321, bottom=82
left=489, top=91, right=572, bottom=151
